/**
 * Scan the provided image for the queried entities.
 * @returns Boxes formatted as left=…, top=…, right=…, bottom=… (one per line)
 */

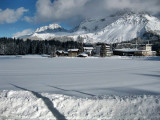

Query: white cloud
left=30, top=0, right=87, bottom=23
left=0, top=7, right=28, bottom=24
left=13, top=29, right=33, bottom=38
left=25, top=0, right=160, bottom=26
left=23, top=16, right=33, bottom=23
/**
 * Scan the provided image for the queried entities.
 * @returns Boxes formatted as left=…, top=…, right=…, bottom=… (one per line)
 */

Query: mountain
left=35, top=24, right=67, bottom=33
left=21, top=12, right=160, bottom=43
left=75, top=10, right=128, bottom=33
left=22, top=24, right=70, bottom=40
left=79, top=12, right=160, bottom=43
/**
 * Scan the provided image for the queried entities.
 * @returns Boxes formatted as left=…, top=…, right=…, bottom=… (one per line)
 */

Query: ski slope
left=0, top=56, right=160, bottom=119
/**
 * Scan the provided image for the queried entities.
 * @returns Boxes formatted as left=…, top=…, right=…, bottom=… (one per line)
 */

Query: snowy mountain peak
left=48, top=24, right=62, bottom=29
left=76, top=12, right=146, bottom=33
left=116, top=12, right=160, bottom=26
left=108, top=13, right=147, bottom=27
left=116, top=13, right=160, bottom=34
left=21, top=12, right=160, bottom=43
left=35, top=24, right=63, bottom=33
left=92, top=13, right=160, bottom=43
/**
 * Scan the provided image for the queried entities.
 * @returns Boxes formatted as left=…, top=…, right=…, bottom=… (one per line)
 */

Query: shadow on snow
left=48, top=85, right=96, bottom=97
left=98, top=87, right=160, bottom=96
left=10, top=83, right=67, bottom=120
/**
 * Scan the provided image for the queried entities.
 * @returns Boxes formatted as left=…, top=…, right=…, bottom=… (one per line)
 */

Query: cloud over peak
left=13, top=29, right=33, bottom=38
left=25, top=0, right=160, bottom=26
left=0, top=7, right=28, bottom=24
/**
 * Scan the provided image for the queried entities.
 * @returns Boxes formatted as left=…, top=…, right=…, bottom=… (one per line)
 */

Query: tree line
left=0, top=37, right=83, bottom=55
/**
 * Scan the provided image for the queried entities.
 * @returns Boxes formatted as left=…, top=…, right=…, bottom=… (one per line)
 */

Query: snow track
left=10, top=84, right=67, bottom=120
left=0, top=90, right=160, bottom=120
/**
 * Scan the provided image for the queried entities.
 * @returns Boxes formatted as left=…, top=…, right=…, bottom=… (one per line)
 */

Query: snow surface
left=0, top=90, right=159, bottom=119
left=0, top=55, right=160, bottom=119
left=0, top=55, right=160, bottom=96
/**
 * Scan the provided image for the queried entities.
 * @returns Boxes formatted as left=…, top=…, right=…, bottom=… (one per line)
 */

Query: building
left=113, top=44, right=156, bottom=56
left=56, top=50, right=64, bottom=56
left=100, top=44, right=113, bottom=57
left=105, top=45, right=113, bottom=57
left=83, top=47, right=94, bottom=56
left=56, top=50, right=68, bottom=56
left=113, top=49, right=138, bottom=56
left=94, top=44, right=113, bottom=57
left=94, top=45, right=101, bottom=56
left=63, top=51, right=69, bottom=56
left=135, top=44, right=156, bottom=56
left=68, top=49, right=79, bottom=57
left=77, top=53, right=88, bottom=57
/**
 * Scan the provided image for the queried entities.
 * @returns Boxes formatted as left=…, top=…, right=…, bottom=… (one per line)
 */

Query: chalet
left=56, top=50, right=68, bottom=56
left=56, top=50, right=64, bottom=56
left=77, top=53, right=88, bottom=57
left=63, top=51, right=69, bottom=56
left=68, top=49, right=79, bottom=57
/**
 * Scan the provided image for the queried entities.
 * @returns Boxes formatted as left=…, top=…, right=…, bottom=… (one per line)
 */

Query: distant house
left=56, top=50, right=64, bottom=56
left=56, top=50, right=68, bottom=56
left=63, top=51, right=69, bottom=56
left=68, top=49, right=79, bottom=57
left=77, top=53, right=88, bottom=57
left=83, top=47, right=94, bottom=56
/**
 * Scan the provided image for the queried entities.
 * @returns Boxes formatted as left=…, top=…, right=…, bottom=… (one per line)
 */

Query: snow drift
left=0, top=90, right=160, bottom=120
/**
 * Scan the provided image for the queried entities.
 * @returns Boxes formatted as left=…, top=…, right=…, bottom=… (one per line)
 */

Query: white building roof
left=56, top=50, right=64, bottom=53
left=68, top=49, right=79, bottom=52
left=83, top=47, right=94, bottom=50
left=77, top=53, right=88, bottom=57
left=114, top=49, right=140, bottom=52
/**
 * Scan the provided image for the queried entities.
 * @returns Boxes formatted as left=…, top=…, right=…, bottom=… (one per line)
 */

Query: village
left=55, top=42, right=157, bottom=58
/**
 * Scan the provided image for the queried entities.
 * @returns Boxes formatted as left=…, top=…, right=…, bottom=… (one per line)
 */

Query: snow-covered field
left=0, top=55, right=160, bottom=119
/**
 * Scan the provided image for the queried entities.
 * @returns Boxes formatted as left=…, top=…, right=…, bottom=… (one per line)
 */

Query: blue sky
left=0, top=0, right=74, bottom=37
left=0, top=0, right=57, bottom=37
left=0, top=0, right=159, bottom=38
left=0, top=0, right=36, bottom=37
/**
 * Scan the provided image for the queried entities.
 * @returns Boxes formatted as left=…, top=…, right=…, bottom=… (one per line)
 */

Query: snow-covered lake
left=0, top=55, right=160, bottom=119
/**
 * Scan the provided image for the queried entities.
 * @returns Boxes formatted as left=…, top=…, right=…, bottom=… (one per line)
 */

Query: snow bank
left=21, top=54, right=50, bottom=58
left=0, top=90, right=159, bottom=120
left=0, top=55, right=50, bottom=59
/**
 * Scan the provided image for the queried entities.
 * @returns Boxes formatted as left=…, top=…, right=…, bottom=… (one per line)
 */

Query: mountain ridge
left=20, top=12, right=160, bottom=43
